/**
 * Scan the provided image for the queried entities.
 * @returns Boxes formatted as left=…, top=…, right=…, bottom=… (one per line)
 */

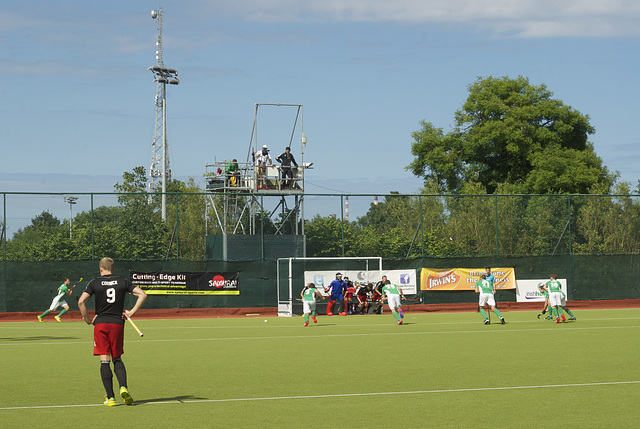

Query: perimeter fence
left=1, top=191, right=639, bottom=262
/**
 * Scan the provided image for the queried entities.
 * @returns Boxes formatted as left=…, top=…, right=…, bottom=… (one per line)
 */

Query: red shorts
left=93, top=323, right=125, bottom=358
left=357, top=295, right=367, bottom=304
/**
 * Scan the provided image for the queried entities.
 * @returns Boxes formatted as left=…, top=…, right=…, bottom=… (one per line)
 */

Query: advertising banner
left=516, top=279, right=567, bottom=302
left=304, top=270, right=418, bottom=295
left=420, top=268, right=516, bottom=291
left=130, top=271, right=240, bottom=295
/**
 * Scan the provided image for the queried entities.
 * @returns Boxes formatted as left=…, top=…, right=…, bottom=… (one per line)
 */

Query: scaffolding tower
left=205, top=104, right=311, bottom=260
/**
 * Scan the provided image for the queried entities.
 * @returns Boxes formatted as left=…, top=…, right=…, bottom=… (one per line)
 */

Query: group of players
left=301, top=268, right=578, bottom=327
left=36, top=264, right=577, bottom=407
left=300, top=273, right=406, bottom=326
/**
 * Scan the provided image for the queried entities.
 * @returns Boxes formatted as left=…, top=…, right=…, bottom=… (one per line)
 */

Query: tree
left=409, top=76, right=615, bottom=194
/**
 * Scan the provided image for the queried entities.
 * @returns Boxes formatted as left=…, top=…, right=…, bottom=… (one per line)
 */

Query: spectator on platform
left=276, top=146, right=298, bottom=189
left=254, top=145, right=273, bottom=189
left=226, top=159, right=240, bottom=186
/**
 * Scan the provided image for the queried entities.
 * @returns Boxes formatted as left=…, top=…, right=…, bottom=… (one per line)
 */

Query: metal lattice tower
left=148, top=8, right=179, bottom=220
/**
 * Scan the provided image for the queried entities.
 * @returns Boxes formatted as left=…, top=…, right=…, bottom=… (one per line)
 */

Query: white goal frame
left=276, top=256, right=383, bottom=317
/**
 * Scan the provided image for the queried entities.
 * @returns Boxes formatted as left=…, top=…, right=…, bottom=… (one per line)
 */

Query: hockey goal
left=276, top=257, right=383, bottom=317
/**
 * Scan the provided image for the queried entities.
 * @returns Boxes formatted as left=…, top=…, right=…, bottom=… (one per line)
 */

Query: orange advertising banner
left=420, top=268, right=516, bottom=291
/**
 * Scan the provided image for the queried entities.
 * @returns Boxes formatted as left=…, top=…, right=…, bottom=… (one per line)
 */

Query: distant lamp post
left=64, top=196, right=78, bottom=239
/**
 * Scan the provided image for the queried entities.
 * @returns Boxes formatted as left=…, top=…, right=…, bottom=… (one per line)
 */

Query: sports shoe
left=120, top=387, right=133, bottom=406
left=545, top=315, right=553, bottom=320
left=104, top=397, right=117, bottom=407
left=500, top=317, right=505, bottom=325
left=561, top=313, right=566, bottom=322
left=327, top=312, right=333, bottom=316
left=339, top=312, right=347, bottom=316
left=37, top=315, right=43, bottom=322
left=312, top=316, right=317, bottom=323
left=397, top=319, right=403, bottom=325
left=304, top=321, right=309, bottom=327
left=569, top=316, right=576, bottom=321
left=556, top=317, right=561, bottom=324
left=54, top=316, right=61, bottom=323
left=483, top=319, right=490, bottom=325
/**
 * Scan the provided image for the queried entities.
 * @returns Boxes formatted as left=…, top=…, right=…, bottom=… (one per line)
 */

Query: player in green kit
left=474, top=274, right=505, bottom=325
left=542, top=273, right=568, bottom=324
left=381, top=279, right=405, bottom=325
left=38, top=277, right=76, bottom=322
left=537, top=283, right=553, bottom=320
left=301, top=283, right=324, bottom=327
left=542, top=274, right=576, bottom=323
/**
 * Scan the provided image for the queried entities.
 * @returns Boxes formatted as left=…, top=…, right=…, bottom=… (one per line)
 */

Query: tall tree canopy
left=408, top=76, right=615, bottom=194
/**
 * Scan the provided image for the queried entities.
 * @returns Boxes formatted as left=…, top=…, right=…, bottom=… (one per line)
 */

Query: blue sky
left=2, top=0, right=640, bottom=199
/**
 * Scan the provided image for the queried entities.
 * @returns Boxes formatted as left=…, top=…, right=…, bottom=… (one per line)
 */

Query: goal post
left=276, top=257, right=383, bottom=317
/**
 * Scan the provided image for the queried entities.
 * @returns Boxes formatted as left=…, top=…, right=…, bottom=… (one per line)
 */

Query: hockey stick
left=125, top=314, right=144, bottom=337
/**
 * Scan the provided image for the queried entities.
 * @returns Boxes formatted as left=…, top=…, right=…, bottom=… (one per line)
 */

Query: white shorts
left=549, top=292, right=564, bottom=307
left=478, top=293, right=496, bottom=307
left=387, top=294, right=401, bottom=310
left=49, top=297, right=68, bottom=311
left=303, top=300, right=316, bottom=314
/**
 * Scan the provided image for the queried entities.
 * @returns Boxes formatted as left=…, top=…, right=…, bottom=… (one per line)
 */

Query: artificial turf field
left=1, top=308, right=639, bottom=428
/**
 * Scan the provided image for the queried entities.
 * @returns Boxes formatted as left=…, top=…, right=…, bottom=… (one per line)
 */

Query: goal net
left=276, top=257, right=383, bottom=317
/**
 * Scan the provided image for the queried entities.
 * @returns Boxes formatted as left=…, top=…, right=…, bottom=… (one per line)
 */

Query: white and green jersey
left=546, top=280, right=562, bottom=293
left=55, top=284, right=69, bottom=300
left=475, top=279, right=493, bottom=294
left=302, top=287, right=317, bottom=302
left=382, top=284, right=401, bottom=296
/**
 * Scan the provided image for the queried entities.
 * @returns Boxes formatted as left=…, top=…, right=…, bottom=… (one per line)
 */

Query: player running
left=301, top=282, right=324, bottom=327
left=78, top=257, right=147, bottom=407
left=474, top=274, right=505, bottom=325
left=381, top=279, right=406, bottom=325
left=38, top=277, right=77, bottom=322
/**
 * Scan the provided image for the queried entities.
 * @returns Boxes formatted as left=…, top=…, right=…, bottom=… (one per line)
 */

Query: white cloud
left=206, top=0, right=640, bottom=37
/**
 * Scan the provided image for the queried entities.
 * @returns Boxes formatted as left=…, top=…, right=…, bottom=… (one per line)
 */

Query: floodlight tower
left=148, top=8, right=179, bottom=221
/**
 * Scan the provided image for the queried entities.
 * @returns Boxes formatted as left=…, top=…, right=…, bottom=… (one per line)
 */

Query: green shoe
left=104, top=397, right=117, bottom=407
left=120, top=387, right=133, bottom=405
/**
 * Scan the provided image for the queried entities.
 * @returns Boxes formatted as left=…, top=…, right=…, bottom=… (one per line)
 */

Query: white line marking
left=2, top=325, right=640, bottom=346
left=2, top=381, right=639, bottom=411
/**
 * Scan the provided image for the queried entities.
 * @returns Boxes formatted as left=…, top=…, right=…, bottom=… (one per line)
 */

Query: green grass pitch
left=1, top=309, right=639, bottom=427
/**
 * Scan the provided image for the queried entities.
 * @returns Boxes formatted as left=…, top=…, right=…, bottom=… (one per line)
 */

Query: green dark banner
left=130, top=271, right=240, bottom=295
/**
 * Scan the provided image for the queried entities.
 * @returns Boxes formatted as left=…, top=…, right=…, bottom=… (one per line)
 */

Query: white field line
left=1, top=380, right=639, bottom=411
left=2, top=324, right=640, bottom=347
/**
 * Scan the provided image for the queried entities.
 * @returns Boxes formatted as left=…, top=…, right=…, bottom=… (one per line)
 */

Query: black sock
left=100, top=361, right=114, bottom=398
left=113, top=358, right=128, bottom=389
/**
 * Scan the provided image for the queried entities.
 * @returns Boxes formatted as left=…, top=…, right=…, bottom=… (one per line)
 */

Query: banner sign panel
left=304, top=270, right=418, bottom=295
left=420, top=268, right=516, bottom=291
left=516, top=279, right=567, bottom=302
left=130, top=271, right=240, bottom=295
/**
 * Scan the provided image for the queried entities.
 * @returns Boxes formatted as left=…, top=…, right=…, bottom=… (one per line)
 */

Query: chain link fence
left=2, top=192, right=639, bottom=261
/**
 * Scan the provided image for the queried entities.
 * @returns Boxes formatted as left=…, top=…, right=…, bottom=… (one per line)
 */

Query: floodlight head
left=151, top=10, right=158, bottom=19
